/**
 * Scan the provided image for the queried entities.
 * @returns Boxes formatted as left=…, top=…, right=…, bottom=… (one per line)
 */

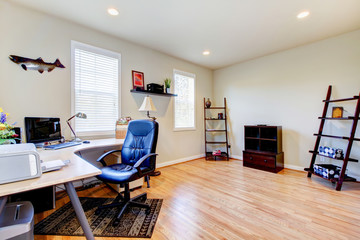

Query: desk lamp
left=67, top=112, right=87, bottom=142
left=139, top=96, right=157, bottom=120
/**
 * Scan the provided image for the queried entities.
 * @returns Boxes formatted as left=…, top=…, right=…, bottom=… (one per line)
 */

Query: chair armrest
left=96, top=149, right=122, bottom=167
left=134, top=153, right=158, bottom=176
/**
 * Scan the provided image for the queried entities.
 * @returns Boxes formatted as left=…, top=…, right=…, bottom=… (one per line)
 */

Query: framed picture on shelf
left=332, top=106, right=343, bottom=118
left=132, top=71, right=145, bottom=90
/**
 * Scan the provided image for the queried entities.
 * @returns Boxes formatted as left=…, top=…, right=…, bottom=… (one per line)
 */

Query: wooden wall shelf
left=130, top=89, right=177, bottom=97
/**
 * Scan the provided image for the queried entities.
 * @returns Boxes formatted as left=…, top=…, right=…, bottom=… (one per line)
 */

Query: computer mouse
left=83, top=141, right=90, bottom=144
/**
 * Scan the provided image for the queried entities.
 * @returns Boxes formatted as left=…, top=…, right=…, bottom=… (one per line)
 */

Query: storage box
left=147, top=83, right=164, bottom=93
left=319, top=146, right=336, bottom=158
left=115, top=125, right=128, bottom=139
left=0, top=201, right=34, bottom=240
left=314, top=164, right=341, bottom=179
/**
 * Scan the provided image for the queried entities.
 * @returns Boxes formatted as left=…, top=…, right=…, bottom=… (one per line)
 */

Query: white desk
left=0, top=138, right=124, bottom=240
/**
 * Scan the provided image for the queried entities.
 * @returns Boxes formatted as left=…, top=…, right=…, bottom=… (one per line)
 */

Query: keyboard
left=43, top=141, right=81, bottom=150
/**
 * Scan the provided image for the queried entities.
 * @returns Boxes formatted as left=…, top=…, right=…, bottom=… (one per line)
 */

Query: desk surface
left=0, top=138, right=124, bottom=197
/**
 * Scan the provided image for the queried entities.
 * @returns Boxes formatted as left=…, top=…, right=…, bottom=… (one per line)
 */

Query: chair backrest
left=121, top=119, right=158, bottom=170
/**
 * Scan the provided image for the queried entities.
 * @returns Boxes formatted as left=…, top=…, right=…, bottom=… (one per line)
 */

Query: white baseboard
left=232, top=155, right=308, bottom=172
left=284, top=164, right=305, bottom=171
left=230, top=155, right=242, bottom=160
left=230, top=154, right=308, bottom=172
left=157, top=154, right=205, bottom=168
left=166, top=154, right=360, bottom=181
left=344, top=170, right=360, bottom=181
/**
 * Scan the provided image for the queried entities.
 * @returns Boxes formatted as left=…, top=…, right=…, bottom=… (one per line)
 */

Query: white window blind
left=71, top=41, right=120, bottom=135
left=174, top=69, right=195, bottom=130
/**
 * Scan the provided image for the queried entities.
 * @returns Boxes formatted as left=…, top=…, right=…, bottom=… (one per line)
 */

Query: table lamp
left=67, top=112, right=87, bottom=142
left=139, top=96, right=157, bottom=120
left=138, top=96, right=160, bottom=176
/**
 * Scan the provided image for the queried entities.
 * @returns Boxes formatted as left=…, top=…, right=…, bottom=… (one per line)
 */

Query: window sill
left=76, top=130, right=115, bottom=138
left=173, top=127, right=196, bottom=132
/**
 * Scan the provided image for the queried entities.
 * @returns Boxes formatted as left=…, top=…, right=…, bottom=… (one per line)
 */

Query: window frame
left=173, top=69, right=196, bottom=131
left=71, top=40, right=121, bottom=137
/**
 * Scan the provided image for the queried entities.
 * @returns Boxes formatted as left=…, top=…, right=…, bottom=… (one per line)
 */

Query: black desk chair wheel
left=95, top=119, right=159, bottom=226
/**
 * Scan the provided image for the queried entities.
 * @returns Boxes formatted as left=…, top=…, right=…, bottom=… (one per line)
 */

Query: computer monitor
left=24, top=117, right=62, bottom=144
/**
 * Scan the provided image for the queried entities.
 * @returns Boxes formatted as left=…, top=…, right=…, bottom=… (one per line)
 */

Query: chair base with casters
left=95, top=182, right=151, bottom=226
left=95, top=152, right=157, bottom=226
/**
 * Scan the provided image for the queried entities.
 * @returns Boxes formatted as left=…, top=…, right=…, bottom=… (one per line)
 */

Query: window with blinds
left=173, top=69, right=195, bottom=131
left=71, top=41, right=121, bottom=136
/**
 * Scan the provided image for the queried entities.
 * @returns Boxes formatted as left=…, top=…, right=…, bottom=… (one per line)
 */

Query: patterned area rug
left=34, top=197, right=163, bottom=238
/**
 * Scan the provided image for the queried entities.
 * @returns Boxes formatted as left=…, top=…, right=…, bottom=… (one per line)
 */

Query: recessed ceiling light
left=108, top=8, right=119, bottom=16
left=203, top=50, right=210, bottom=56
left=297, top=11, right=310, bottom=19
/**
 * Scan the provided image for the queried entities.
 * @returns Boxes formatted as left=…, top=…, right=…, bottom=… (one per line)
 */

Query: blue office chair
left=95, top=119, right=158, bottom=226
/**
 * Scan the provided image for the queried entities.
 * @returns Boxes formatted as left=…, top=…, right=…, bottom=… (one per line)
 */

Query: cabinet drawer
left=243, top=152, right=276, bottom=168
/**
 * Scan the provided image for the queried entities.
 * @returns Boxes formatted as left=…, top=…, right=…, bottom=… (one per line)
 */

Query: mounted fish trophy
left=9, top=55, right=65, bottom=74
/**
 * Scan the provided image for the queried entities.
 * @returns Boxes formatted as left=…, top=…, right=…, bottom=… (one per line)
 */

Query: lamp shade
left=139, top=96, right=157, bottom=112
left=75, top=112, right=87, bottom=119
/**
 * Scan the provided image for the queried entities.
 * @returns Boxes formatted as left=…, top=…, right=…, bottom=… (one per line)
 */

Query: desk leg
left=65, top=182, right=94, bottom=240
left=0, top=196, right=8, bottom=214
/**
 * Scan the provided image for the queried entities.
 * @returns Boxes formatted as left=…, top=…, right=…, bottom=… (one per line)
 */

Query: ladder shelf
left=306, top=85, right=360, bottom=191
left=204, top=97, right=230, bottom=161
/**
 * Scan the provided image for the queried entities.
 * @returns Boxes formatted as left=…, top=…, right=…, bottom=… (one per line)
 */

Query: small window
left=173, top=69, right=195, bottom=130
left=71, top=41, right=121, bottom=136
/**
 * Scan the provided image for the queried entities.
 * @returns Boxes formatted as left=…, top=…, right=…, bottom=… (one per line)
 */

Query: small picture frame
left=332, top=107, right=343, bottom=118
left=132, top=71, right=145, bottom=90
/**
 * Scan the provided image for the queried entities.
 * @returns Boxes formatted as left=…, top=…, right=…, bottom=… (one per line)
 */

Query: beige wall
left=214, top=29, right=360, bottom=178
left=2, top=0, right=360, bottom=177
left=0, top=1, right=212, bottom=166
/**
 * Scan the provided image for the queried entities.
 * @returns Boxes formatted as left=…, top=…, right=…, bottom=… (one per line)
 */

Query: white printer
left=0, top=144, right=42, bottom=184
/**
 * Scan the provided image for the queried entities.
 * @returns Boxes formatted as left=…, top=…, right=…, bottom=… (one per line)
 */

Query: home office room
left=0, top=0, right=360, bottom=239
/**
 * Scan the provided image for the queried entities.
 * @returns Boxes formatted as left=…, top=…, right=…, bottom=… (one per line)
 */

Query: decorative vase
left=166, top=87, right=170, bottom=93
left=0, top=138, right=16, bottom=144
left=205, top=98, right=212, bottom=108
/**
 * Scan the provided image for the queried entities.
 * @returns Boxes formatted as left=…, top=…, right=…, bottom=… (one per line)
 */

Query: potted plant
left=164, top=78, right=171, bottom=93
left=0, top=108, right=18, bottom=144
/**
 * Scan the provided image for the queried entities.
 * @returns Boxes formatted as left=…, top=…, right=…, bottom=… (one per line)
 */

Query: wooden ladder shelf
left=305, top=85, right=360, bottom=191
left=204, top=97, right=230, bottom=160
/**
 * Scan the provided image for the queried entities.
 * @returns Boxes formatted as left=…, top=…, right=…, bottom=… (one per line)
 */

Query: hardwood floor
left=34, top=159, right=360, bottom=240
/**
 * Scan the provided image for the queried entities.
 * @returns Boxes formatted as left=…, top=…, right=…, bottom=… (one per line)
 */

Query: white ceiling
left=10, top=0, right=360, bottom=70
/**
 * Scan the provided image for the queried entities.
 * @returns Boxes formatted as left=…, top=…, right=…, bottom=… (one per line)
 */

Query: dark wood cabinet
left=243, top=125, right=284, bottom=173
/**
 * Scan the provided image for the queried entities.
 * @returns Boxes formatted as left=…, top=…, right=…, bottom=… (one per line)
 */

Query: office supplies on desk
left=0, top=144, right=41, bottom=184
left=41, top=159, right=69, bottom=172
left=43, top=141, right=81, bottom=150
